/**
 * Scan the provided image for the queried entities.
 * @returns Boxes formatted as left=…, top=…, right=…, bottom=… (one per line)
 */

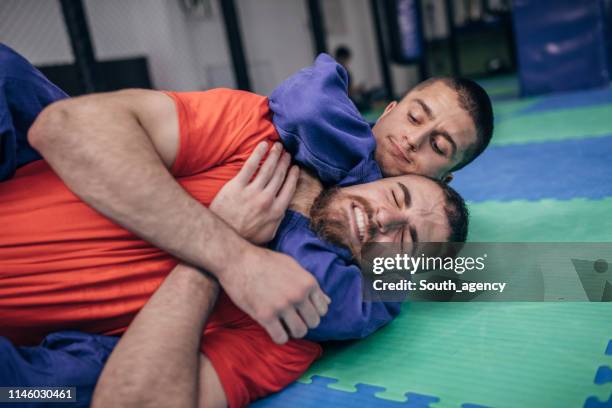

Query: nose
left=403, top=130, right=427, bottom=152
left=374, top=207, right=406, bottom=234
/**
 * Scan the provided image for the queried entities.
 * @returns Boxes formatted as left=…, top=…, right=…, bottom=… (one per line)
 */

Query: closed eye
left=397, top=182, right=411, bottom=208
left=431, top=138, right=445, bottom=156
left=408, top=113, right=419, bottom=125
left=392, top=191, right=400, bottom=208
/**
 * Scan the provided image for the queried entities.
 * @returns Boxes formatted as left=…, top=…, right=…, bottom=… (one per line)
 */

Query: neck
left=289, top=169, right=323, bottom=217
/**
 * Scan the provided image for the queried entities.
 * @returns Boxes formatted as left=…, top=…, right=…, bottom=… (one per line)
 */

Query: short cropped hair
left=413, top=77, right=494, bottom=171
left=431, top=177, right=469, bottom=242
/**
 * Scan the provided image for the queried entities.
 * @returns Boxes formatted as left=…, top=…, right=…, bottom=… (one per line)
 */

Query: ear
left=378, top=101, right=398, bottom=121
left=442, top=173, right=454, bottom=184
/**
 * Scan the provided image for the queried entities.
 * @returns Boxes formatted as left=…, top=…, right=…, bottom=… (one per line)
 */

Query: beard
left=309, top=187, right=376, bottom=258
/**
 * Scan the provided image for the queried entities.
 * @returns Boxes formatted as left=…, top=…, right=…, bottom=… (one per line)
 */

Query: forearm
left=28, top=92, right=249, bottom=276
left=29, top=92, right=329, bottom=345
left=92, top=263, right=219, bottom=408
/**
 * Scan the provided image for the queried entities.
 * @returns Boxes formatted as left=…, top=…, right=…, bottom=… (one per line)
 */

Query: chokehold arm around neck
left=28, top=89, right=329, bottom=344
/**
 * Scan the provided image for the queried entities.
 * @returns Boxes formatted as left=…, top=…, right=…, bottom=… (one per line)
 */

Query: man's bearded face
left=309, top=175, right=452, bottom=261
left=310, top=187, right=377, bottom=258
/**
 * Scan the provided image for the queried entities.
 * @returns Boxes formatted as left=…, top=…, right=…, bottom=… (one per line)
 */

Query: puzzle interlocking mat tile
left=253, top=80, right=612, bottom=408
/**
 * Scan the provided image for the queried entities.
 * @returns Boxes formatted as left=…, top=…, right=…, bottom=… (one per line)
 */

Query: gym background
left=2, top=0, right=610, bottom=111
left=1, top=1, right=612, bottom=407
left=0, top=0, right=591, bottom=104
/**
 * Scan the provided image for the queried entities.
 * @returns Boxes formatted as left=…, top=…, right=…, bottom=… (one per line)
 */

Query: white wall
left=0, top=0, right=73, bottom=65
left=0, top=0, right=404, bottom=96
left=0, top=0, right=315, bottom=93
left=184, top=0, right=234, bottom=90
left=85, top=0, right=204, bottom=91
left=129, top=0, right=203, bottom=91
left=84, top=0, right=146, bottom=60
left=237, top=0, right=314, bottom=95
left=325, top=0, right=383, bottom=90
left=323, top=0, right=422, bottom=99
left=0, top=0, right=205, bottom=90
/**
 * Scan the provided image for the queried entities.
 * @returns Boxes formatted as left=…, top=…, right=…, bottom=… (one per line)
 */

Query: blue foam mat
left=585, top=339, right=612, bottom=408
left=519, top=87, right=612, bottom=115
left=584, top=394, right=612, bottom=408
left=250, top=376, right=488, bottom=408
left=452, top=135, right=612, bottom=202
left=251, top=336, right=612, bottom=408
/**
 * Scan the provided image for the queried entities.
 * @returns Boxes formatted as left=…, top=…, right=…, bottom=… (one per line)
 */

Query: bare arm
left=28, top=90, right=238, bottom=275
left=28, top=90, right=329, bottom=344
left=92, top=264, right=226, bottom=408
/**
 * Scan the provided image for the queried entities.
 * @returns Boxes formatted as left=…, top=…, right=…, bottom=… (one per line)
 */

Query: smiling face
left=310, top=174, right=451, bottom=260
left=372, top=81, right=477, bottom=180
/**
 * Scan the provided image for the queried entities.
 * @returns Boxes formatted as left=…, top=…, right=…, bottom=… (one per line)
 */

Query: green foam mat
left=493, top=98, right=539, bottom=119
left=493, top=104, right=612, bottom=146
left=477, top=75, right=519, bottom=98
left=301, top=199, right=612, bottom=406
left=304, top=303, right=611, bottom=407
left=468, top=198, right=612, bottom=242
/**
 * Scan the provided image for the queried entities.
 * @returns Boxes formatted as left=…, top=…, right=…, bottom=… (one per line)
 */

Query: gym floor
left=252, top=77, right=612, bottom=408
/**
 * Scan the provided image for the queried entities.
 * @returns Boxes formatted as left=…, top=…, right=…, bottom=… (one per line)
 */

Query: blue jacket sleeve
left=0, top=43, right=68, bottom=181
left=269, top=53, right=382, bottom=186
left=270, top=212, right=401, bottom=341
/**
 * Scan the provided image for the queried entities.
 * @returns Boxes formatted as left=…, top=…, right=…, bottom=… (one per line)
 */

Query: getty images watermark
left=359, top=243, right=611, bottom=302
left=370, top=252, right=505, bottom=294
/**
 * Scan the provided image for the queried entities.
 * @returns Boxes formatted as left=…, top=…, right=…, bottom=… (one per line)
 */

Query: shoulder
left=164, top=88, right=270, bottom=124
